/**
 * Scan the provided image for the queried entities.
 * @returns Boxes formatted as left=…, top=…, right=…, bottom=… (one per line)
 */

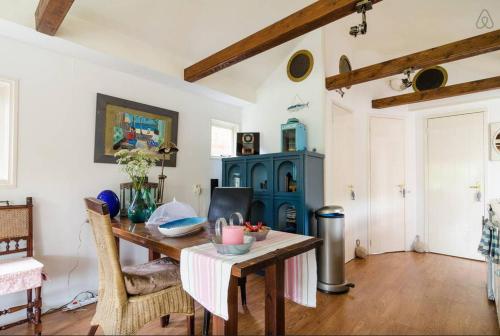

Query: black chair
left=203, top=187, right=253, bottom=336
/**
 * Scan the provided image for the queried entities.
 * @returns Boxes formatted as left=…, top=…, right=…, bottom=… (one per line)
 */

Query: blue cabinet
left=223, top=160, right=246, bottom=187
left=249, top=196, right=273, bottom=226
left=222, top=151, right=324, bottom=235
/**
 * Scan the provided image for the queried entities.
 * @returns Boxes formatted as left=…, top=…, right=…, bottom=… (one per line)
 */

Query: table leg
left=265, top=260, right=285, bottom=336
left=212, top=276, right=238, bottom=335
left=149, top=249, right=160, bottom=261
left=114, top=236, right=120, bottom=257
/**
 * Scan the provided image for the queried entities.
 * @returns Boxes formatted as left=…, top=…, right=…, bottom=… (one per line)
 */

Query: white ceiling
left=0, top=0, right=498, bottom=101
left=69, top=0, right=315, bottom=92
left=324, top=0, right=500, bottom=83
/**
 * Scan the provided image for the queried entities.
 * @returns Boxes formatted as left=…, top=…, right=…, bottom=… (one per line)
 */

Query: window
left=210, top=119, right=239, bottom=158
left=0, top=78, right=17, bottom=187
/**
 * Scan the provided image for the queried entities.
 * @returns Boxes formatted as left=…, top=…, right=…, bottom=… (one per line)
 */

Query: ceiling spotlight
left=389, top=68, right=414, bottom=91
left=349, top=0, right=373, bottom=37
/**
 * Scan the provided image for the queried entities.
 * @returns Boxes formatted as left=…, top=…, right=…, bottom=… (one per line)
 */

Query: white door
left=369, top=117, right=406, bottom=254
left=331, top=106, right=357, bottom=261
left=426, top=112, right=485, bottom=260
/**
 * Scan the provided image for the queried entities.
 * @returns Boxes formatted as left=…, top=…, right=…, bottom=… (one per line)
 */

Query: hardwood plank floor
left=1, top=252, right=498, bottom=335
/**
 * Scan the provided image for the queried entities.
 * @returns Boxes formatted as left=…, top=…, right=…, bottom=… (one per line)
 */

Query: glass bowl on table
left=243, top=222, right=270, bottom=241
left=211, top=235, right=255, bottom=255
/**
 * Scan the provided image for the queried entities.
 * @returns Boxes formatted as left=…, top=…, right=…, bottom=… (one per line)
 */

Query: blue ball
left=97, top=190, right=120, bottom=218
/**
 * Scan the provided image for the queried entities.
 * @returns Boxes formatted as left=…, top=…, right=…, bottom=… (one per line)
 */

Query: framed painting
left=94, top=93, right=179, bottom=166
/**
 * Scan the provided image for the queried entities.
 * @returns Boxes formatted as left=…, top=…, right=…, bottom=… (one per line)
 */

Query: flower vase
left=128, top=187, right=156, bottom=223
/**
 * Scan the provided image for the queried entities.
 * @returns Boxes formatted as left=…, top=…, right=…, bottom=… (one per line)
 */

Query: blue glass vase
left=127, top=187, right=156, bottom=223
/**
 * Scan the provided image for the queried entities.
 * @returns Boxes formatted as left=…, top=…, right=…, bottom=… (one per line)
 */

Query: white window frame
left=0, top=78, right=18, bottom=188
left=210, top=119, right=239, bottom=159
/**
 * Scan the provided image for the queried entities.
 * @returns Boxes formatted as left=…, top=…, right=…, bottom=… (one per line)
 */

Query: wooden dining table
left=111, top=217, right=322, bottom=336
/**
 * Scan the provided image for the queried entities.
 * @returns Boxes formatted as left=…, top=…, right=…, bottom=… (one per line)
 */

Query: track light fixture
left=349, top=0, right=373, bottom=37
left=389, top=68, right=414, bottom=91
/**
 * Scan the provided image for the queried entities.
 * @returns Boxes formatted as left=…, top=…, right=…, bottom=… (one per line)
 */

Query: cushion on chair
left=122, top=257, right=181, bottom=295
left=0, top=257, right=43, bottom=295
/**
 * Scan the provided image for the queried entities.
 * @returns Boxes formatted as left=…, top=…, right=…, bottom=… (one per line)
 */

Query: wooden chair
left=203, top=187, right=253, bottom=335
left=0, top=197, right=42, bottom=336
left=84, top=197, right=195, bottom=336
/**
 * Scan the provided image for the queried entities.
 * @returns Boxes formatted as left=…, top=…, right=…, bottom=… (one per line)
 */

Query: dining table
left=111, top=217, right=322, bottom=336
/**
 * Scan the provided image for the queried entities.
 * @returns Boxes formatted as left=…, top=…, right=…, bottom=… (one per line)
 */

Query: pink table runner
left=180, top=230, right=317, bottom=320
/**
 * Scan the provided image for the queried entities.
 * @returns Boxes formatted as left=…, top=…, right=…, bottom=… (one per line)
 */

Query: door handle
left=397, top=184, right=406, bottom=198
left=469, top=183, right=482, bottom=202
left=348, top=185, right=356, bottom=200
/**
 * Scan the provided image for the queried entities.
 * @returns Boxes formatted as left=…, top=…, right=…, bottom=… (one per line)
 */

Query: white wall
left=241, top=30, right=327, bottom=154
left=0, top=35, right=241, bottom=321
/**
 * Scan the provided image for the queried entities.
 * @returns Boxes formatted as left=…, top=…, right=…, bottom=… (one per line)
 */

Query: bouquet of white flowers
left=115, top=148, right=159, bottom=190
left=115, top=149, right=159, bottom=223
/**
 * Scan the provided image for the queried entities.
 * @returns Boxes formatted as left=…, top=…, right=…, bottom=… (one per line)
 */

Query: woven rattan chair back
left=0, top=197, right=33, bottom=257
left=85, top=197, right=128, bottom=306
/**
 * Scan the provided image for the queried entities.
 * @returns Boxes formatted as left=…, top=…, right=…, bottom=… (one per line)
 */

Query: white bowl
left=158, top=217, right=206, bottom=237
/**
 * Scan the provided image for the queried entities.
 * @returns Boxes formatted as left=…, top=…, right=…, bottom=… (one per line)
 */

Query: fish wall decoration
left=287, top=102, right=309, bottom=112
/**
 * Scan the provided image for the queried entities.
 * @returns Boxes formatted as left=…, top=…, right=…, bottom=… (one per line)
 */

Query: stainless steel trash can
left=315, top=205, right=354, bottom=294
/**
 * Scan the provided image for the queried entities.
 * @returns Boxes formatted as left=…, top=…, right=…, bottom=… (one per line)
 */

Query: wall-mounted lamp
left=157, top=142, right=179, bottom=204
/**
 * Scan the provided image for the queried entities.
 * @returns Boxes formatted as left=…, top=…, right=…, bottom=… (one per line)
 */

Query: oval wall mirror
left=412, top=66, right=448, bottom=92
left=495, top=131, right=500, bottom=153
left=339, top=55, right=352, bottom=89
left=287, top=50, right=314, bottom=82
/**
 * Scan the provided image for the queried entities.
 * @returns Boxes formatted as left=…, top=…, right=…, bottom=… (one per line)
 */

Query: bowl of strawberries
left=243, top=221, right=270, bottom=241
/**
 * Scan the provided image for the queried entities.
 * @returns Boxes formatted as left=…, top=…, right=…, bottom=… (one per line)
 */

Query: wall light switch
left=193, top=184, right=202, bottom=195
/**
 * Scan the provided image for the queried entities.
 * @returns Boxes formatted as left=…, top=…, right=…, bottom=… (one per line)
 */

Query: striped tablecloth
left=180, top=230, right=317, bottom=320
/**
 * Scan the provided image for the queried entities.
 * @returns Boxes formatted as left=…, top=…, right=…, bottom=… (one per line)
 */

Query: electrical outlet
left=193, top=184, right=202, bottom=196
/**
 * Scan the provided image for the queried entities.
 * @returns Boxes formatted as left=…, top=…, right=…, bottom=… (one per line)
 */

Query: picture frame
left=94, top=93, right=179, bottom=166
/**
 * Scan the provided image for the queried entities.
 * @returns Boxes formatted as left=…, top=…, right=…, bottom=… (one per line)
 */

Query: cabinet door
left=224, top=161, right=246, bottom=187
left=247, top=159, right=272, bottom=195
left=274, top=157, right=302, bottom=196
left=249, top=196, right=273, bottom=227
left=274, top=198, right=303, bottom=234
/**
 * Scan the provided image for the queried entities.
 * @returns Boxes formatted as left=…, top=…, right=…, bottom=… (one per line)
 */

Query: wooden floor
left=2, top=252, right=498, bottom=335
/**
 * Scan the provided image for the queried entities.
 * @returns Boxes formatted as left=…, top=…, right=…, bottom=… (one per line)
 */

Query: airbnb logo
left=476, top=9, right=494, bottom=29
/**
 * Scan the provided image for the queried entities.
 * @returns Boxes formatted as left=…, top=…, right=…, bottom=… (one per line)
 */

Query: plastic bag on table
left=146, top=198, right=197, bottom=226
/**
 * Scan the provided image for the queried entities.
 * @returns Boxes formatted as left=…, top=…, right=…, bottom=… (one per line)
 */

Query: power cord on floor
left=45, top=219, right=97, bottom=315
left=44, top=291, right=96, bottom=314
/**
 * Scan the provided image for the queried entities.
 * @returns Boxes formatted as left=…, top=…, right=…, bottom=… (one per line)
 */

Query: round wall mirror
left=412, top=66, right=448, bottom=92
left=287, top=50, right=314, bottom=82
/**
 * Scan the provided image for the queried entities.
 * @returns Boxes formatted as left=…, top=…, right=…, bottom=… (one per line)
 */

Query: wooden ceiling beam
left=184, top=0, right=383, bottom=82
left=35, top=0, right=74, bottom=36
left=326, top=29, right=500, bottom=90
left=372, top=76, right=500, bottom=109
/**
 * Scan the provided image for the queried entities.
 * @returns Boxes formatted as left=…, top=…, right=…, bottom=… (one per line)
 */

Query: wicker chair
left=84, top=198, right=194, bottom=336
left=0, top=197, right=42, bottom=335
